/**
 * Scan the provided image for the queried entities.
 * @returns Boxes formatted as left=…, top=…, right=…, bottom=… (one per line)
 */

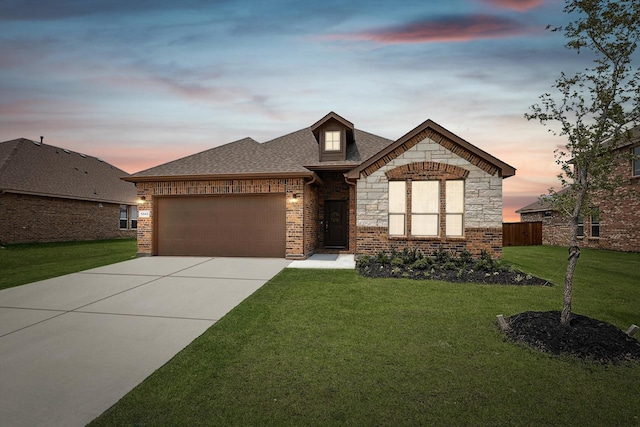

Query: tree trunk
left=561, top=170, right=588, bottom=326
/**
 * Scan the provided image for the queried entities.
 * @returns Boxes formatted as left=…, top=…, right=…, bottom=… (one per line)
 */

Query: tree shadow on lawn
left=357, top=249, right=640, bottom=365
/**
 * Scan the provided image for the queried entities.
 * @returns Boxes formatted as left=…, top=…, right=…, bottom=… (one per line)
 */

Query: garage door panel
left=157, top=195, right=286, bottom=257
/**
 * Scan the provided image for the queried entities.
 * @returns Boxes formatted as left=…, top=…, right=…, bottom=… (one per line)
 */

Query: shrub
left=391, top=257, right=405, bottom=266
left=411, top=258, right=432, bottom=270
left=375, top=251, right=390, bottom=265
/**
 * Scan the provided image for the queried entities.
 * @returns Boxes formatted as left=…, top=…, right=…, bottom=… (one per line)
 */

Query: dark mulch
left=503, top=311, right=640, bottom=364
left=357, top=262, right=551, bottom=286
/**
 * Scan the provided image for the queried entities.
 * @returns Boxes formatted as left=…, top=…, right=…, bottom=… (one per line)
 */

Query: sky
left=0, top=0, right=589, bottom=221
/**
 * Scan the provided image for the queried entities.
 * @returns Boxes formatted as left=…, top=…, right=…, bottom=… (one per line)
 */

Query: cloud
left=324, top=14, right=533, bottom=44
left=477, top=0, right=545, bottom=12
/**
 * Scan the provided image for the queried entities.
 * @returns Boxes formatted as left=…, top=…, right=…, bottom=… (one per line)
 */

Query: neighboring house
left=0, top=138, right=138, bottom=245
left=517, top=129, right=640, bottom=252
left=125, top=112, right=515, bottom=259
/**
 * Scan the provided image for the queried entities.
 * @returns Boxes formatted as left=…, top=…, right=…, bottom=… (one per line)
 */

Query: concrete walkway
left=0, top=257, right=290, bottom=427
left=287, top=254, right=356, bottom=269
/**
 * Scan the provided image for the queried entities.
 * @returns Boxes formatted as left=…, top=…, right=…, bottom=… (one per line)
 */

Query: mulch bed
left=357, top=261, right=551, bottom=286
left=503, top=311, right=640, bottom=364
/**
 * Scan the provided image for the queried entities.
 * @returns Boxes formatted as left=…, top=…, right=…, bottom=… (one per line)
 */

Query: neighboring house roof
left=516, top=197, right=554, bottom=214
left=0, top=138, right=136, bottom=204
left=127, top=112, right=514, bottom=182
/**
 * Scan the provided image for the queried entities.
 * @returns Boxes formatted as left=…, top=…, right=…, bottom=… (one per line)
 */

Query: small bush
left=391, top=257, right=405, bottom=266
left=411, top=258, right=432, bottom=270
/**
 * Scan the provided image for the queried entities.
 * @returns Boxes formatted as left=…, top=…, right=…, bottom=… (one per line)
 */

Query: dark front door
left=324, top=200, right=348, bottom=248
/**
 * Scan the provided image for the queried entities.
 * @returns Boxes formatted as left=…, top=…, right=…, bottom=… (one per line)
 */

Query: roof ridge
left=0, top=139, right=24, bottom=178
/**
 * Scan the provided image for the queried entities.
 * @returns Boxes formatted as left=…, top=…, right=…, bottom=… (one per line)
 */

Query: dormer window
left=325, top=131, right=341, bottom=151
left=311, top=112, right=354, bottom=162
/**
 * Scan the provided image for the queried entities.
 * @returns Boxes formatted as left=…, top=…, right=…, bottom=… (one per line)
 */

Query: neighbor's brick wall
left=0, top=192, right=135, bottom=244
left=520, top=147, right=640, bottom=252
left=521, top=211, right=573, bottom=247
left=355, top=135, right=504, bottom=258
left=135, top=178, right=308, bottom=258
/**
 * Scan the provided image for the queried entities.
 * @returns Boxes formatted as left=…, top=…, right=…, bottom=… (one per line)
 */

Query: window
left=577, top=215, right=584, bottom=237
left=590, top=207, right=600, bottom=238
left=119, top=205, right=128, bottom=229
left=324, top=131, right=341, bottom=151
left=388, top=181, right=406, bottom=236
left=633, top=146, right=640, bottom=177
left=411, top=181, right=439, bottom=236
left=388, top=179, right=465, bottom=238
left=446, top=180, right=464, bottom=236
left=130, top=205, right=138, bottom=229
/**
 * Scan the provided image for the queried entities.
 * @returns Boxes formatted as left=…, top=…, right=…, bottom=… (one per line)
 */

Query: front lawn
left=91, top=246, right=640, bottom=426
left=0, top=239, right=137, bottom=290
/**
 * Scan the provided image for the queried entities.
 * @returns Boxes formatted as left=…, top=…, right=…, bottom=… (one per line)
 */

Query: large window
left=577, top=215, right=584, bottom=237
left=633, top=146, right=640, bottom=177
left=324, top=131, right=341, bottom=151
left=388, top=181, right=406, bottom=236
left=388, top=179, right=465, bottom=237
left=411, top=181, right=439, bottom=236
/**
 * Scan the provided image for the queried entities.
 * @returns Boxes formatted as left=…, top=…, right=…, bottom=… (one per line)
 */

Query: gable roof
left=0, top=138, right=136, bottom=204
left=345, top=119, right=516, bottom=179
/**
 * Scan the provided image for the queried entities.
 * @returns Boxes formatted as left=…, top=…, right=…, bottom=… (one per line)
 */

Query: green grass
left=91, top=246, right=640, bottom=427
left=0, top=239, right=137, bottom=290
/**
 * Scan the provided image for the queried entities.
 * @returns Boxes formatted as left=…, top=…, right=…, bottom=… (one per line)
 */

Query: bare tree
left=526, top=0, right=640, bottom=325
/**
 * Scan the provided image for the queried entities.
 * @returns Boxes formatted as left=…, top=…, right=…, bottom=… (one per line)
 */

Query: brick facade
left=0, top=192, right=136, bottom=244
left=520, top=146, right=639, bottom=252
left=357, top=226, right=502, bottom=258
left=134, top=178, right=310, bottom=259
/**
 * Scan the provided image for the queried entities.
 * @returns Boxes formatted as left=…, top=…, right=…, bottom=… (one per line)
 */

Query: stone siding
left=0, top=192, right=135, bottom=244
left=355, top=135, right=503, bottom=258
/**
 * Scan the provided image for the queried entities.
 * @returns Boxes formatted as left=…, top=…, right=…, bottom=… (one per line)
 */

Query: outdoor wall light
left=137, top=196, right=146, bottom=204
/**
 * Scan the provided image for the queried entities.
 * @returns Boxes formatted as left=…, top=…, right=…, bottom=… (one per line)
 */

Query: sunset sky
left=0, top=0, right=587, bottom=221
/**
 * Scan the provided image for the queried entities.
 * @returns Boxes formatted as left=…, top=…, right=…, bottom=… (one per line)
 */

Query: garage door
left=156, top=194, right=286, bottom=257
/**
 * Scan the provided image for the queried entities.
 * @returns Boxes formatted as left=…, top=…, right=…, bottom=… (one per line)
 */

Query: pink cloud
left=478, top=0, right=545, bottom=12
left=325, top=15, right=530, bottom=44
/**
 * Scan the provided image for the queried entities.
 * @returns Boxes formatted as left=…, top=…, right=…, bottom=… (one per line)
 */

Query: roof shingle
left=0, top=138, right=136, bottom=204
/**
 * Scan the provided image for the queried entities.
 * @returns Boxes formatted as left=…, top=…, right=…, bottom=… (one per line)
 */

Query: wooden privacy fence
left=502, top=222, right=542, bottom=247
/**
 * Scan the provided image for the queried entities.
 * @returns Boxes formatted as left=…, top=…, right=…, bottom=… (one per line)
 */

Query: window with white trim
left=130, top=205, right=138, bottom=229
left=388, top=179, right=465, bottom=237
left=411, top=181, right=439, bottom=236
left=633, top=146, right=640, bottom=177
left=324, top=130, right=341, bottom=151
left=119, top=205, right=128, bottom=229
left=446, top=180, right=464, bottom=236
left=388, top=181, right=406, bottom=236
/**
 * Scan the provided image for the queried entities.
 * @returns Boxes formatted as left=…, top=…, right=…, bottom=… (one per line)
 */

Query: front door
left=324, top=200, right=348, bottom=248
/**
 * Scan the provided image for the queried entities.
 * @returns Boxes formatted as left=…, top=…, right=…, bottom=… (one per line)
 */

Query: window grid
left=325, top=131, right=341, bottom=151
left=388, top=179, right=465, bottom=238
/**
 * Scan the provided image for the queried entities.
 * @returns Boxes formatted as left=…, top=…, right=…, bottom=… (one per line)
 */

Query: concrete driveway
left=0, top=256, right=290, bottom=427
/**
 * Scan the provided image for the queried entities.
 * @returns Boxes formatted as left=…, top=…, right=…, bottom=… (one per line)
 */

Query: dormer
left=311, top=112, right=355, bottom=162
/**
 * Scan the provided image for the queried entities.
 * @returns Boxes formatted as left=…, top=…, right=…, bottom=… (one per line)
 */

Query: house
left=125, top=112, right=515, bottom=259
left=0, top=138, right=138, bottom=245
left=517, top=129, right=640, bottom=252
